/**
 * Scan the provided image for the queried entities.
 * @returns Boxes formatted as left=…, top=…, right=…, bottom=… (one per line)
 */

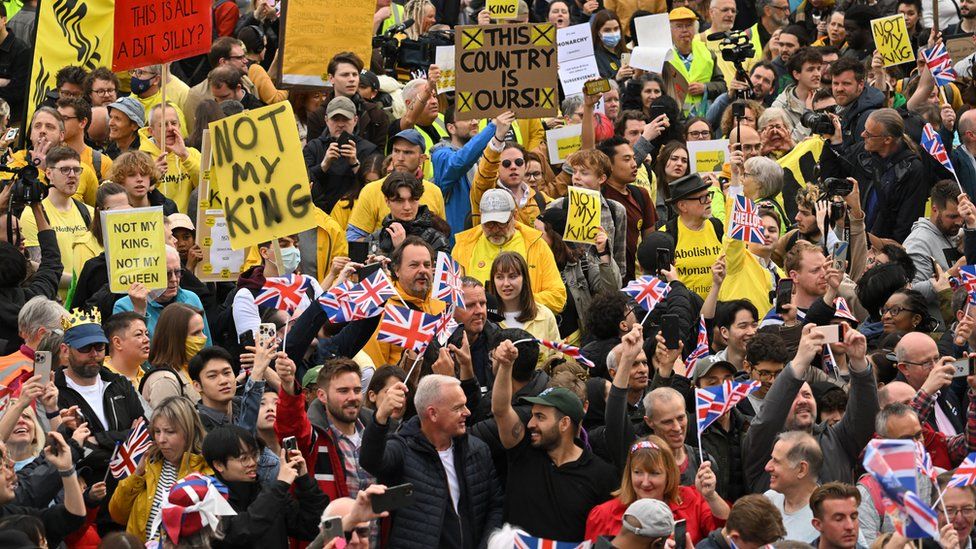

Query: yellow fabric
left=137, top=128, right=202, bottom=213
left=452, top=222, right=567, bottom=312
left=718, top=238, right=775, bottom=316
left=380, top=2, right=407, bottom=33
left=347, top=177, right=446, bottom=234
left=21, top=197, right=94, bottom=298
left=662, top=218, right=723, bottom=299
left=134, top=81, right=190, bottom=135
left=80, top=146, right=113, bottom=181
left=634, top=163, right=651, bottom=194
left=330, top=198, right=354, bottom=233
left=363, top=281, right=446, bottom=367
left=248, top=63, right=289, bottom=105
left=467, top=229, right=527, bottom=283
left=605, top=0, right=668, bottom=38
left=667, top=40, right=715, bottom=107
left=469, top=145, right=546, bottom=226
left=500, top=304, right=559, bottom=342
left=108, top=452, right=213, bottom=543
left=103, top=355, right=146, bottom=389
left=698, top=25, right=763, bottom=86
left=416, top=116, right=450, bottom=182
left=71, top=232, right=103, bottom=281
left=5, top=149, right=98, bottom=206
left=313, top=208, right=349, bottom=281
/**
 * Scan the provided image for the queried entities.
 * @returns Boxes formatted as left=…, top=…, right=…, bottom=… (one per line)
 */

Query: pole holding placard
left=159, top=64, right=169, bottom=153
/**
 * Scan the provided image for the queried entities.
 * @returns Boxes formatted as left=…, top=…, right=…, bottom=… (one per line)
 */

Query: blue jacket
left=113, top=288, right=213, bottom=344
left=951, top=144, right=976, bottom=201
left=430, top=122, right=495, bottom=240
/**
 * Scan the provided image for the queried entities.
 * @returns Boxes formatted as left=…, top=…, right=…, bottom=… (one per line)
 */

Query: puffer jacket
left=360, top=415, right=504, bottom=549
left=368, top=205, right=451, bottom=256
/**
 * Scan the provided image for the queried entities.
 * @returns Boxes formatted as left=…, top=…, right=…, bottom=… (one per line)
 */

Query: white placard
left=557, top=23, right=595, bottom=63
left=209, top=217, right=246, bottom=272
left=686, top=139, right=730, bottom=174
left=630, top=13, right=674, bottom=72
left=558, top=55, right=601, bottom=97
left=545, top=124, right=583, bottom=164
left=434, top=46, right=455, bottom=92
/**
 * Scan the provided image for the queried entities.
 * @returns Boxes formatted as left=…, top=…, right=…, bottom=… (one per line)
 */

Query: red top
left=584, top=486, right=725, bottom=544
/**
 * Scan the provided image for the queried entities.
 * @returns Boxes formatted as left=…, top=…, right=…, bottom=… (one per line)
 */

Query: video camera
left=0, top=155, right=48, bottom=209
left=707, top=30, right=756, bottom=99
left=373, top=19, right=455, bottom=77
left=801, top=111, right=834, bottom=135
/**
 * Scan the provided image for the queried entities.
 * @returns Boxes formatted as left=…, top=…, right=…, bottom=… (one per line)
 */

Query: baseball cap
left=391, top=129, right=426, bottom=153
left=693, top=355, right=736, bottom=381
left=520, top=387, right=584, bottom=424
left=326, top=96, right=356, bottom=120
left=538, top=206, right=567, bottom=235
left=168, top=213, right=195, bottom=232
left=480, top=189, right=516, bottom=224
left=302, top=365, right=323, bottom=388
left=621, top=498, right=675, bottom=538
left=63, top=323, right=109, bottom=350
left=107, top=96, right=146, bottom=127
left=359, top=70, right=381, bottom=92
left=669, top=6, right=699, bottom=20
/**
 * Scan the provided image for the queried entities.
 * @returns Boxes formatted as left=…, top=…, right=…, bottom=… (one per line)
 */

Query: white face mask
left=280, top=246, right=301, bottom=274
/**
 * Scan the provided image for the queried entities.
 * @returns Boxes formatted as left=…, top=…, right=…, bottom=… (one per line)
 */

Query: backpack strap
left=138, top=366, right=185, bottom=397
left=92, top=150, right=103, bottom=180
left=533, top=189, right=546, bottom=214
left=73, top=199, right=92, bottom=228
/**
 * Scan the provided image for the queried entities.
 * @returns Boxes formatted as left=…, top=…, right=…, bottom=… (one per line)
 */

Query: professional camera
left=706, top=30, right=756, bottom=99
left=801, top=111, right=835, bottom=135
left=372, top=19, right=454, bottom=77
left=0, top=160, right=47, bottom=208
left=820, top=177, right=853, bottom=198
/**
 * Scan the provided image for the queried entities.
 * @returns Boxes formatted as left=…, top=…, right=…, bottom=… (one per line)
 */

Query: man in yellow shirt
left=19, top=146, right=94, bottom=296
left=139, top=103, right=201, bottom=213
left=661, top=174, right=724, bottom=299
left=56, top=97, right=112, bottom=182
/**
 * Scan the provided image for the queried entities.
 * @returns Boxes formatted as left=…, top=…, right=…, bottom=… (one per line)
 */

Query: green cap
left=520, top=387, right=584, bottom=423
left=302, top=365, right=323, bottom=388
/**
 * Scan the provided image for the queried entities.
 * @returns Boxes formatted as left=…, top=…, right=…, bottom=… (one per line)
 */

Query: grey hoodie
left=904, top=217, right=958, bottom=329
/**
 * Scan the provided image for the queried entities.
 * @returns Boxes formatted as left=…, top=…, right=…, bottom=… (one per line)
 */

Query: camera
left=372, top=19, right=454, bottom=77
left=707, top=30, right=756, bottom=99
left=820, top=177, right=853, bottom=198
left=0, top=161, right=47, bottom=209
left=801, top=111, right=835, bottom=135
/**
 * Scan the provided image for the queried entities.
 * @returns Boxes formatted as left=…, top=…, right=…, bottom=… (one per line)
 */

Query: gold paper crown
left=61, top=308, right=101, bottom=331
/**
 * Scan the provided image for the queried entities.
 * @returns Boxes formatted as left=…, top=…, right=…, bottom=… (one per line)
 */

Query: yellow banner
left=279, top=0, right=374, bottom=88
left=103, top=207, right=167, bottom=294
left=209, top=102, right=316, bottom=250
left=28, top=0, right=114, bottom=124
left=778, top=136, right=825, bottom=220
left=871, top=15, right=915, bottom=67
left=487, top=0, right=519, bottom=19
left=564, top=186, right=601, bottom=244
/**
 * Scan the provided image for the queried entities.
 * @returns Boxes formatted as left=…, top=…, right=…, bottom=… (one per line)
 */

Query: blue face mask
left=129, top=76, right=154, bottom=95
left=601, top=32, right=621, bottom=48
left=280, top=246, right=301, bottom=274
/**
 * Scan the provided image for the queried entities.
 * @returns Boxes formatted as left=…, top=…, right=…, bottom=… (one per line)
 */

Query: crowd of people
left=3, top=0, right=976, bottom=547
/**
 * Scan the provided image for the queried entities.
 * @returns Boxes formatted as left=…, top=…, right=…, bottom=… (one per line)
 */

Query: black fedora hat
left=666, top=173, right=710, bottom=204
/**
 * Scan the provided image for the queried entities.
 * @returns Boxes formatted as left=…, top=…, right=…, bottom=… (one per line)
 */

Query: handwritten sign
left=947, top=35, right=976, bottom=64
left=103, top=207, right=167, bottom=293
left=871, top=15, right=915, bottom=67
left=278, top=0, right=374, bottom=87
left=487, top=0, right=519, bottom=19
left=545, top=124, right=582, bottom=164
left=564, top=186, right=602, bottom=244
left=208, top=102, right=316, bottom=250
left=687, top=139, right=730, bottom=174
left=112, top=0, right=211, bottom=72
left=194, top=131, right=245, bottom=281
left=455, top=23, right=558, bottom=120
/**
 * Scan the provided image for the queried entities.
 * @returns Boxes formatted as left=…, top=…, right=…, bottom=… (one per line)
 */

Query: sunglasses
left=345, top=526, right=370, bottom=541
left=501, top=158, right=525, bottom=168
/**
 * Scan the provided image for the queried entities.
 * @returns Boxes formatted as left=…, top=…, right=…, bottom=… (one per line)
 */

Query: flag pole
left=935, top=479, right=949, bottom=518
left=405, top=351, right=423, bottom=386
left=695, top=390, right=705, bottom=465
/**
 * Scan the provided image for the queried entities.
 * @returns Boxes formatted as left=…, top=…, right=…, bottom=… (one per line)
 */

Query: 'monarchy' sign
left=454, top=23, right=558, bottom=120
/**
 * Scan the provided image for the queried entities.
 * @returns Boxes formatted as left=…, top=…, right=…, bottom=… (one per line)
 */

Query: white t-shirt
left=438, top=445, right=460, bottom=513
left=64, top=375, right=109, bottom=430
left=502, top=312, right=525, bottom=329
left=764, top=490, right=818, bottom=543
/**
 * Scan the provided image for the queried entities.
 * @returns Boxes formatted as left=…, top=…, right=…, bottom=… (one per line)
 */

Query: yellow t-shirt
left=718, top=238, right=776, bottom=317
left=80, top=146, right=113, bottom=182
left=669, top=219, right=722, bottom=299
left=347, top=178, right=446, bottom=234
left=21, top=197, right=94, bottom=298
left=3, top=150, right=98, bottom=206
left=467, top=230, right=527, bottom=284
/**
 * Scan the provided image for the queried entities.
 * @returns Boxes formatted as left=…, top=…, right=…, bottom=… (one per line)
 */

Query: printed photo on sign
left=687, top=139, right=730, bottom=174
left=102, top=207, right=167, bottom=294
left=545, top=124, right=582, bottom=164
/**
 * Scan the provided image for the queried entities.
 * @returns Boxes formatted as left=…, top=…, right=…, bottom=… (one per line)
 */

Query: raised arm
left=490, top=340, right=524, bottom=449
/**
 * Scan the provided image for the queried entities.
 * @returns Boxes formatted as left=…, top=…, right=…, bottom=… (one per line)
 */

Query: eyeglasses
left=880, top=305, right=915, bottom=318
left=167, top=269, right=183, bottom=279
left=688, top=130, right=711, bottom=139
left=900, top=357, right=939, bottom=368
left=740, top=144, right=762, bottom=153
left=345, top=526, right=371, bottom=541
left=945, top=507, right=976, bottom=518
left=60, top=115, right=78, bottom=121
left=129, top=69, right=157, bottom=79
left=501, top=158, right=525, bottom=168
left=230, top=452, right=260, bottom=465
left=56, top=166, right=84, bottom=176
left=58, top=90, right=82, bottom=99
left=862, top=131, right=888, bottom=140
left=226, top=54, right=248, bottom=61
left=771, top=4, right=790, bottom=11
left=525, top=171, right=543, bottom=180
left=683, top=193, right=712, bottom=204
left=92, top=88, right=117, bottom=96
left=754, top=368, right=782, bottom=380
left=76, top=342, right=106, bottom=354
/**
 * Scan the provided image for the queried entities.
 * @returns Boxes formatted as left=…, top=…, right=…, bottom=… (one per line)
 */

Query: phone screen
left=674, top=519, right=687, bottom=549
left=775, top=279, right=793, bottom=315
left=349, top=240, right=369, bottom=263
left=662, top=314, right=680, bottom=349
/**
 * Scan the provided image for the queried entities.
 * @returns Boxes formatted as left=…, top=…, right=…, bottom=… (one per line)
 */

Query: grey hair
left=874, top=402, right=916, bottom=437
left=0, top=98, right=9, bottom=123
left=148, top=102, right=180, bottom=126
left=402, top=79, right=427, bottom=104
left=758, top=107, right=794, bottom=132
left=165, top=245, right=180, bottom=260
left=776, top=430, right=823, bottom=481
left=561, top=95, right=584, bottom=118
left=868, top=108, right=905, bottom=139
left=757, top=0, right=774, bottom=11
left=643, top=387, right=683, bottom=421
left=460, top=276, right=483, bottom=288
left=18, top=296, right=66, bottom=340
left=414, top=374, right=461, bottom=415
left=31, top=106, right=65, bottom=133
left=607, top=344, right=621, bottom=373
left=745, top=156, right=784, bottom=199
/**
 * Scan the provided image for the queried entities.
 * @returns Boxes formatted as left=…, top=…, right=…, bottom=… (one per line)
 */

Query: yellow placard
left=209, top=102, right=316, bottom=250
left=278, top=0, right=374, bottom=88
left=695, top=151, right=725, bottom=174
left=564, top=186, right=602, bottom=244
left=103, top=207, right=167, bottom=294
left=556, top=135, right=582, bottom=161
left=487, top=0, right=519, bottom=19
left=871, top=15, right=915, bottom=67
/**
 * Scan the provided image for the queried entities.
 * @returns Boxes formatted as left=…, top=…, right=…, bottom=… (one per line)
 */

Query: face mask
left=601, top=32, right=621, bottom=48
left=129, top=76, right=154, bottom=95
left=184, top=335, right=207, bottom=361
left=280, top=246, right=301, bottom=274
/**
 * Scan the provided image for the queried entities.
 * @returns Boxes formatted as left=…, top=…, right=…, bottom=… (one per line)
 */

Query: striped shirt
left=145, top=460, right=179, bottom=540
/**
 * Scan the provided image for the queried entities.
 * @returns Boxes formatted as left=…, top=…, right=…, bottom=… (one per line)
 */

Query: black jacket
left=304, top=130, right=379, bottom=213
left=369, top=205, right=451, bottom=257
left=697, top=528, right=732, bottom=549
left=360, top=416, right=504, bottom=549
left=307, top=94, right=390, bottom=157
left=838, top=86, right=885, bottom=153
left=0, top=502, right=85, bottom=547
left=213, top=474, right=328, bottom=548
left=0, top=229, right=61, bottom=354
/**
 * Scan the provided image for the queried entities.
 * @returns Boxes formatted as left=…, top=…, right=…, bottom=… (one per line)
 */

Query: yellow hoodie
left=138, top=127, right=201, bottom=213
left=363, top=281, right=447, bottom=367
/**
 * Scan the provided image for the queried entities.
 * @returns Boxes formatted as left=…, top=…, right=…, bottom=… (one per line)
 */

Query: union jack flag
left=922, top=42, right=958, bottom=87
left=921, top=123, right=956, bottom=176
left=833, top=297, right=857, bottom=322
left=728, top=195, right=765, bottom=244
left=822, top=344, right=836, bottom=377
left=684, top=316, right=710, bottom=370
left=254, top=274, right=313, bottom=312
left=622, top=276, right=670, bottom=313
left=536, top=339, right=595, bottom=368
left=433, top=252, right=465, bottom=309
left=915, top=440, right=938, bottom=482
left=863, top=439, right=939, bottom=539
left=348, top=269, right=397, bottom=318
left=695, top=380, right=761, bottom=433
left=947, top=452, right=976, bottom=488
left=318, top=281, right=362, bottom=323
left=513, top=532, right=591, bottom=549
left=109, top=417, right=153, bottom=479
left=435, top=306, right=459, bottom=346
left=377, top=306, right=440, bottom=353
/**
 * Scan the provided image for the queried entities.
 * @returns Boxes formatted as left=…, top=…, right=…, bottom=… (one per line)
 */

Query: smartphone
left=649, top=104, right=667, bottom=121
left=621, top=52, right=631, bottom=66
left=953, top=355, right=976, bottom=377
left=257, top=323, right=277, bottom=346
left=3, top=127, right=17, bottom=142
left=320, top=515, right=344, bottom=542
left=775, top=279, right=794, bottom=315
left=832, top=241, right=849, bottom=262
left=812, top=323, right=845, bottom=344
left=584, top=79, right=611, bottom=95
left=662, top=314, right=680, bottom=350
left=283, top=436, right=298, bottom=454
left=929, top=256, right=940, bottom=277
left=349, top=240, right=369, bottom=264
left=371, top=483, right=415, bottom=514
left=33, top=351, right=52, bottom=383
left=45, top=434, right=60, bottom=456
left=75, top=409, right=86, bottom=425
left=656, top=247, right=672, bottom=272
left=674, top=519, right=687, bottom=549
left=337, top=130, right=353, bottom=148
left=240, top=330, right=256, bottom=349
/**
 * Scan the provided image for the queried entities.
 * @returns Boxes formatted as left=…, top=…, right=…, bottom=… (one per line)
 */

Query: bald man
left=951, top=109, right=976, bottom=199
left=893, top=332, right=963, bottom=434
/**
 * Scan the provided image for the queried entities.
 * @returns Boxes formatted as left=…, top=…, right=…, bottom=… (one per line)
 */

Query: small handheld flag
left=433, top=252, right=466, bottom=309
left=377, top=306, right=440, bottom=354
left=921, top=123, right=963, bottom=193
left=254, top=274, right=314, bottom=312
left=728, top=195, right=765, bottom=244
left=622, top=276, right=670, bottom=314
left=947, top=452, right=976, bottom=488
left=921, top=42, right=958, bottom=87
left=684, top=316, right=710, bottom=370
left=109, top=417, right=153, bottom=479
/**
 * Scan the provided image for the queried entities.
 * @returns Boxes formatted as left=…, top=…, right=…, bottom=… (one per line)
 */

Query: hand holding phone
left=371, top=483, right=415, bottom=514
left=662, top=314, right=680, bottom=350
left=33, top=351, right=52, bottom=383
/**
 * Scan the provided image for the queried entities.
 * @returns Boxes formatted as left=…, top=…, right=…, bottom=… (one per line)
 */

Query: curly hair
left=586, top=291, right=630, bottom=340
left=109, top=150, right=160, bottom=187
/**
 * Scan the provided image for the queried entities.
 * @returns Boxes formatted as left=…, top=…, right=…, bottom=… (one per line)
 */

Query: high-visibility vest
left=417, top=114, right=449, bottom=181
left=476, top=119, right=526, bottom=146
left=380, top=3, right=406, bottom=34
left=668, top=39, right=716, bottom=112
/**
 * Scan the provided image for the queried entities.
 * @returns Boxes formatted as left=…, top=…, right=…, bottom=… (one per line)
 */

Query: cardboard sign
left=208, top=102, right=316, bottom=249
left=278, top=0, right=374, bottom=88
left=487, top=0, right=519, bottom=19
left=687, top=139, right=730, bottom=174
left=564, top=186, right=602, bottom=244
left=112, top=0, right=212, bottom=72
left=545, top=124, right=582, bottom=164
left=194, top=131, right=245, bottom=282
left=871, top=15, right=915, bottom=67
left=435, top=46, right=456, bottom=92
left=947, top=34, right=976, bottom=64
left=455, top=23, right=558, bottom=120
left=103, top=207, right=167, bottom=293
